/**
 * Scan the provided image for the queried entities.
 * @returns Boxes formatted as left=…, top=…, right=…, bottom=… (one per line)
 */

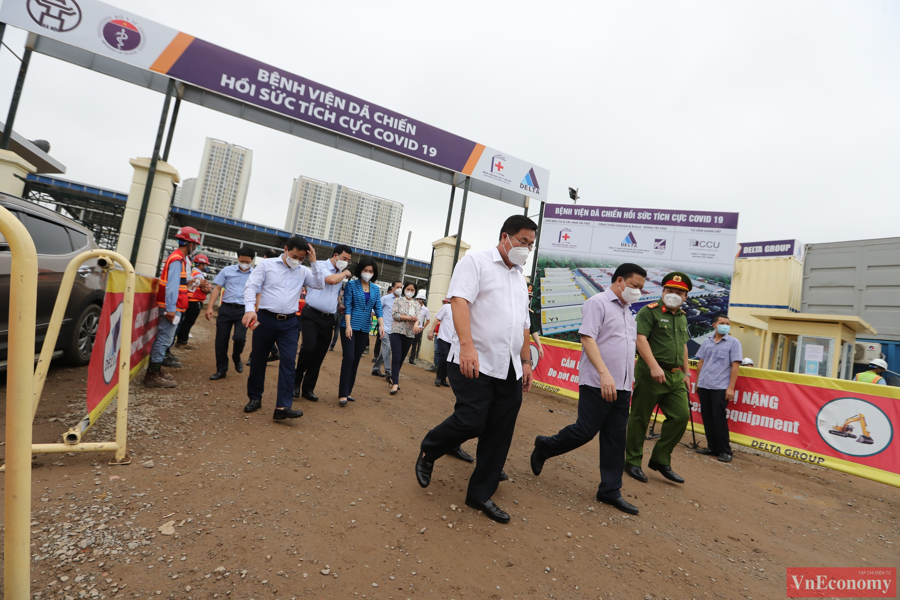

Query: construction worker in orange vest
left=175, top=253, right=213, bottom=349
left=854, top=359, right=888, bottom=386
left=144, top=226, right=201, bottom=388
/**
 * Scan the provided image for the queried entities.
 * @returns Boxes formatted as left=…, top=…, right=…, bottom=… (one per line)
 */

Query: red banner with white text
left=86, top=270, right=159, bottom=425
left=530, top=337, right=900, bottom=488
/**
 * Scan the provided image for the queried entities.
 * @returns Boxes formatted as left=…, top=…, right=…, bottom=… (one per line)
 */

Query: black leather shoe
left=625, top=464, right=648, bottom=483
left=499, top=470, right=509, bottom=482
left=273, top=408, right=303, bottom=420
left=372, top=370, right=383, bottom=377
left=530, top=435, right=550, bottom=476
left=415, top=451, right=434, bottom=488
left=718, top=453, right=733, bottom=463
left=442, top=381, right=450, bottom=387
left=347, top=396, right=355, bottom=402
left=244, top=399, right=261, bottom=413
left=301, top=391, right=319, bottom=402
left=434, top=379, right=442, bottom=387
left=234, top=359, right=243, bottom=373
left=209, top=371, right=226, bottom=381
left=293, top=384, right=301, bottom=398
left=465, top=497, right=510, bottom=524
left=449, top=446, right=474, bottom=463
left=596, top=494, right=639, bottom=515
left=648, top=460, right=684, bottom=483
left=267, top=351, right=280, bottom=363
left=695, top=447, right=714, bottom=455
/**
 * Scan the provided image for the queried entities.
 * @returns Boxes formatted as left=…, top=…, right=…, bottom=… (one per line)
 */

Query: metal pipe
left=0, top=46, right=32, bottom=151
left=0, top=204, right=38, bottom=600
left=399, top=231, right=412, bottom=282
left=162, top=94, right=181, bottom=162
left=452, top=177, right=471, bottom=268
left=0, top=23, right=6, bottom=50
left=130, top=78, right=176, bottom=267
left=31, top=442, right=121, bottom=454
left=443, top=182, right=457, bottom=238
left=529, top=201, right=545, bottom=283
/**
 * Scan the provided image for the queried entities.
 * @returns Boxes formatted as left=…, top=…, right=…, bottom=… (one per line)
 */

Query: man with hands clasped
left=694, top=313, right=742, bottom=463
left=530, top=264, right=647, bottom=515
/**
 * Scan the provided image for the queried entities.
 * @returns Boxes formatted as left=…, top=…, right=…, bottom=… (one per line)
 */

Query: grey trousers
left=372, top=328, right=392, bottom=375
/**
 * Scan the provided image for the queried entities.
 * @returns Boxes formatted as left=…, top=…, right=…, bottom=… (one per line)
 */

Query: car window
left=68, top=228, right=89, bottom=250
left=19, top=213, right=75, bottom=255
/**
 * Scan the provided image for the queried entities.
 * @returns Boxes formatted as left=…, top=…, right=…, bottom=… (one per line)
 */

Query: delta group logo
left=520, top=168, right=541, bottom=195
left=27, top=0, right=83, bottom=32
left=621, top=232, right=637, bottom=248
left=100, top=16, right=145, bottom=54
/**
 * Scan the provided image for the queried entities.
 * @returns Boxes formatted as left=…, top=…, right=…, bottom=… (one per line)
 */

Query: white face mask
left=238, top=263, right=251, bottom=271
left=620, top=283, right=642, bottom=304
left=335, top=259, right=349, bottom=271
left=393, top=288, right=401, bottom=296
left=663, top=293, right=683, bottom=310
left=361, top=272, right=373, bottom=282
left=285, top=256, right=301, bottom=269
left=505, top=235, right=530, bottom=266
left=405, top=291, right=415, bottom=299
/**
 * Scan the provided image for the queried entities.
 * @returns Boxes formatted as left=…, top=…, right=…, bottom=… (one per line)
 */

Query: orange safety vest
left=188, top=267, right=208, bottom=303
left=156, top=249, right=190, bottom=313
left=855, top=371, right=884, bottom=385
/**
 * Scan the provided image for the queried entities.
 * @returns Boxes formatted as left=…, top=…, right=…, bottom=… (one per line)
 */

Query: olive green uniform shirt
left=635, top=303, right=689, bottom=368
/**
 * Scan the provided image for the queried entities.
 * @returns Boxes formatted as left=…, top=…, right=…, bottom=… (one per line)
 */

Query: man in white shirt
left=409, top=289, right=431, bottom=364
left=372, top=281, right=403, bottom=378
left=415, top=215, right=536, bottom=524
left=241, top=236, right=324, bottom=420
left=294, top=244, right=353, bottom=401
left=428, top=298, right=454, bottom=387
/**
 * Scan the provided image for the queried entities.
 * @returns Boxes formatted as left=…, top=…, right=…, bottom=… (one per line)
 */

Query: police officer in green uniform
left=624, top=272, right=692, bottom=484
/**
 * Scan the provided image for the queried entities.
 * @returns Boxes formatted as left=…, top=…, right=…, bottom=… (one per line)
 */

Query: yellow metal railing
left=1, top=204, right=38, bottom=600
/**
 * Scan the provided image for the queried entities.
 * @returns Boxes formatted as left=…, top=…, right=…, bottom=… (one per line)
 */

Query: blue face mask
left=716, top=324, right=731, bottom=335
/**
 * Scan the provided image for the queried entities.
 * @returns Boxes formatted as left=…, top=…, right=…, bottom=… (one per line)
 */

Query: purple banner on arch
left=544, top=204, right=740, bottom=229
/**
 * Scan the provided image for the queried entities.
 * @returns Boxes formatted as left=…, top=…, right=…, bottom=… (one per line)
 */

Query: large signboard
left=530, top=338, right=900, bottom=489
left=0, top=0, right=549, bottom=200
left=86, top=270, right=159, bottom=425
left=535, top=204, right=739, bottom=352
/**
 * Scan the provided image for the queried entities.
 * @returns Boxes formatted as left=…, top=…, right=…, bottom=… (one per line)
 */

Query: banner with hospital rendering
left=86, top=270, right=159, bottom=425
left=530, top=337, right=900, bottom=488
left=0, top=0, right=548, bottom=200
left=535, top=204, right=739, bottom=353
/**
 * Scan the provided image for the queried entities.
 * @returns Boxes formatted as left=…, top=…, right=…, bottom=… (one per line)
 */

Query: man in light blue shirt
left=695, top=313, right=743, bottom=462
left=372, top=281, right=403, bottom=378
left=206, top=246, right=255, bottom=380
left=241, top=237, right=324, bottom=420
left=294, top=244, right=353, bottom=401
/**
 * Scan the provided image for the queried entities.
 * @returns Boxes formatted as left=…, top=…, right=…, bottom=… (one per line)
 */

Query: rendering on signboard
left=0, top=0, right=549, bottom=199
left=535, top=203, right=739, bottom=353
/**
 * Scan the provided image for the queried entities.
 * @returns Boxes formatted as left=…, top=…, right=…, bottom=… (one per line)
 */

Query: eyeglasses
left=509, top=235, right=534, bottom=251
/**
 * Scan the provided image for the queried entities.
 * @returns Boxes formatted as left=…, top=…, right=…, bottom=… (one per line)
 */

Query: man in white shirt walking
left=242, top=236, right=324, bottom=420
left=372, top=281, right=402, bottom=378
left=415, top=215, right=536, bottom=524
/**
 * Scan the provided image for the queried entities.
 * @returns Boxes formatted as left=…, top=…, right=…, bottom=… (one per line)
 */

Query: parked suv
left=0, top=193, right=105, bottom=368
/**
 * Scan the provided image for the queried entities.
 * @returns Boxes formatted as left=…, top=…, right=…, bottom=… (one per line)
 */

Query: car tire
left=63, top=303, right=101, bottom=366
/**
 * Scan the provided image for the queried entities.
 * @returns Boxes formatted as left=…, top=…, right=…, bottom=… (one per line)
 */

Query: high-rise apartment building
left=173, top=177, right=196, bottom=208
left=180, top=138, right=252, bottom=218
left=285, top=176, right=403, bottom=254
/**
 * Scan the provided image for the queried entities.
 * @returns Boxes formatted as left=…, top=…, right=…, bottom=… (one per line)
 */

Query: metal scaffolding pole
left=443, top=182, right=457, bottom=238
left=399, top=231, right=412, bottom=283
left=529, top=201, right=545, bottom=283
left=452, top=176, right=471, bottom=268
left=0, top=43, right=32, bottom=151
left=130, top=78, right=176, bottom=267
left=161, top=94, right=182, bottom=162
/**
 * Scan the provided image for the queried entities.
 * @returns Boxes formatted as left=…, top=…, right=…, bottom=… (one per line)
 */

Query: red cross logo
left=562, top=233, right=570, bottom=241
left=494, top=161, right=504, bottom=172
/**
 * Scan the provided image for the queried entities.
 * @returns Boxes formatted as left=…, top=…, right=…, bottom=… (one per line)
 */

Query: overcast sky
left=1, top=0, right=898, bottom=265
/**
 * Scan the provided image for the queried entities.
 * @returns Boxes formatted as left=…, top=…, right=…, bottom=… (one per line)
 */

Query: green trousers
left=625, top=360, right=690, bottom=467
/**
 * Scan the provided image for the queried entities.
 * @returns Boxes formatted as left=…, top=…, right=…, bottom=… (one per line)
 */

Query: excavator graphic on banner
left=828, top=414, right=875, bottom=445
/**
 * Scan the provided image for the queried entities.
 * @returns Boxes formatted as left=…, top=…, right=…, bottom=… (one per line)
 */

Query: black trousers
left=421, top=360, right=522, bottom=501
left=214, top=303, right=248, bottom=373
left=247, top=311, right=299, bottom=409
left=295, top=308, right=334, bottom=394
left=176, top=301, right=202, bottom=344
left=698, top=387, right=732, bottom=455
left=389, top=332, right=414, bottom=385
left=433, top=338, right=451, bottom=383
left=409, top=332, right=423, bottom=361
left=338, top=328, right=370, bottom=397
left=329, top=312, right=342, bottom=349
left=542, top=386, right=631, bottom=500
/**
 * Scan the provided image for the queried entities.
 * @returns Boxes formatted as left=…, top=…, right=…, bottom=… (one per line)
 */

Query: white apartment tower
left=182, top=138, right=252, bottom=218
left=285, top=176, right=403, bottom=254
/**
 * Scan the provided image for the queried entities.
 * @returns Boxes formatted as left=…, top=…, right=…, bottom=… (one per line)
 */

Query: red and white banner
left=86, top=270, right=159, bottom=425
left=531, top=337, right=900, bottom=488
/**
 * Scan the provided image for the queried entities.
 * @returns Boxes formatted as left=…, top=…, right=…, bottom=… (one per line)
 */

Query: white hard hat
left=415, top=289, right=427, bottom=300
left=869, top=358, right=888, bottom=370
left=741, top=358, right=754, bottom=366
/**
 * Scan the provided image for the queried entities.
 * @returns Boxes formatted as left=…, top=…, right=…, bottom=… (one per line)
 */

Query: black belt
left=304, top=306, right=333, bottom=318
left=658, top=364, right=682, bottom=372
left=260, top=309, right=294, bottom=321
left=223, top=302, right=244, bottom=308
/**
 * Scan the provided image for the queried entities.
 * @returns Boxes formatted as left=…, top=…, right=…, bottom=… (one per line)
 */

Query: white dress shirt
left=446, top=247, right=530, bottom=379
left=434, top=304, right=455, bottom=344
left=243, top=255, right=324, bottom=314
left=381, top=293, right=396, bottom=333
left=417, top=306, right=431, bottom=327
left=304, top=259, right=342, bottom=314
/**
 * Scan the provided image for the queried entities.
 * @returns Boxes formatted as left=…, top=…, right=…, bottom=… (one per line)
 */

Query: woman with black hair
left=338, top=257, right=384, bottom=406
left=389, top=281, right=422, bottom=395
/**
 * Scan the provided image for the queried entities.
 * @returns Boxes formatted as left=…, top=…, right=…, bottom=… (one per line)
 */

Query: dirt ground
left=1, top=317, right=897, bottom=600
